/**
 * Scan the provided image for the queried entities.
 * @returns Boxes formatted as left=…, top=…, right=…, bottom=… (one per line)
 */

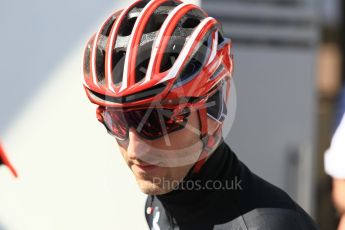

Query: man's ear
left=96, top=106, right=104, bottom=123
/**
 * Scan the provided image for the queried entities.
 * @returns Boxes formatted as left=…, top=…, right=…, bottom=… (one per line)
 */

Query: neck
left=155, top=140, right=235, bottom=223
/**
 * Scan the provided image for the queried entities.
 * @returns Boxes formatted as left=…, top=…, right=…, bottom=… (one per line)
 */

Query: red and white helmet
left=83, top=0, right=233, bottom=171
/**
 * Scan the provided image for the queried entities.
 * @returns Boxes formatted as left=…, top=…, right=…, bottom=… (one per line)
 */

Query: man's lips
left=131, top=161, right=159, bottom=172
left=135, top=164, right=157, bottom=170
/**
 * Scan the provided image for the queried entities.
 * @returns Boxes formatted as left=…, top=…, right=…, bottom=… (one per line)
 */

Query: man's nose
left=126, top=128, right=151, bottom=160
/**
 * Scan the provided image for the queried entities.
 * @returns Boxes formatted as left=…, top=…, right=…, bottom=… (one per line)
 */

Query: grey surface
left=226, top=46, right=317, bottom=190
left=0, top=0, right=124, bottom=134
left=202, top=0, right=320, bottom=215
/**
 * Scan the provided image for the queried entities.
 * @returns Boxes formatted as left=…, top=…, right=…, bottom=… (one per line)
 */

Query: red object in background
left=0, top=142, right=18, bottom=177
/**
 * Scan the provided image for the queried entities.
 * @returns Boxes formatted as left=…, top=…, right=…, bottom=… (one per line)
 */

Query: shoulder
left=222, top=146, right=318, bottom=229
left=214, top=207, right=318, bottom=230
left=241, top=207, right=318, bottom=230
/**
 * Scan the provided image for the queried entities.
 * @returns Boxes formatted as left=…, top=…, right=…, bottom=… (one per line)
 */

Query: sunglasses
left=96, top=106, right=192, bottom=141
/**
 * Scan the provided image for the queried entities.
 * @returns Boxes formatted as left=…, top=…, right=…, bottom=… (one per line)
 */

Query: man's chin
left=136, top=178, right=173, bottom=195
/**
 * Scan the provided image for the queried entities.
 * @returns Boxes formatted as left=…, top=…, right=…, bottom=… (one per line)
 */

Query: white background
left=0, top=0, right=199, bottom=229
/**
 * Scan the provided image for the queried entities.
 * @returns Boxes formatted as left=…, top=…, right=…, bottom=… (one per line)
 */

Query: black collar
left=156, top=141, right=238, bottom=224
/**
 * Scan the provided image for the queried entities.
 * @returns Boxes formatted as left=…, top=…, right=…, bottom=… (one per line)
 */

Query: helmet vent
left=182, top=18, right=201, bottom=29
left=135, top=58, right=150, bottom=83
left=118, top=17, right=138, bottom=36
left=182, top=38, right=209, bottom=77
left=218, top=31, right=225, bottom=45
left=144, top=13, right=169, bottom=34
left=135, top=40, right=154, bottom=83
left=84, top=42, right=92, bottom=76
left=87, top=83, right=166, bottom=104
left=160, top=38, right=185, bottom=72
left=102, top=15, right=117, bottom=37
left=118, top=1, right=149, bottom=37
left=112, top=50, right=126, bottom=85
left=160, top=52, right=179, bottom=73
left=180, top=9, right=206, bottom=29
left=172, top=32, right=211, bottom=88
left=95, top=48, right=106, bottom=85
left=159, top=9, right=207, bottom=74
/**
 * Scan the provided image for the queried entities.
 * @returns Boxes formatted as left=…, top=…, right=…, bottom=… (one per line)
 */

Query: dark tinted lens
left=102, top=110, right=128, bottom=140
left=101, top=107, right=191, bottom=140
left=126, top=108, right=190, bottom=140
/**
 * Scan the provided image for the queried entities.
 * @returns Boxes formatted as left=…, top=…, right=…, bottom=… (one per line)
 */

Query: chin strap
left=192, top=106, right=222, bottom=173
left=192, top=107, right=208, bottom=173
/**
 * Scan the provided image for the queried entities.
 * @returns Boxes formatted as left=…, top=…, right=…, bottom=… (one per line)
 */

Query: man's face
left=115, top=111, right=207, bottom=195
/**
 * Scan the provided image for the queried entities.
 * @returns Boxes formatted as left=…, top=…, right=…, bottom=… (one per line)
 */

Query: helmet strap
left=192, top=103, right=224, bottom=173
left=192, top=106, right=209, bottom=173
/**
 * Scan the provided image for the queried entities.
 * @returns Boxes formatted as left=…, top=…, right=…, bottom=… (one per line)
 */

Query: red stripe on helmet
left=157, top=17, right=218, bottom=85
left=206, top=30, right=218, bottom=66
left=105, top=1, right=143, bottom=94
left=113, top=17, right=217, bottom=100
left=122, top=0, right=173, bottom=92
left=90, top=11, right=120, bottom=91
left=146, top=3, right=206, bottom=80
left=83, top=35, right=95, bottom=90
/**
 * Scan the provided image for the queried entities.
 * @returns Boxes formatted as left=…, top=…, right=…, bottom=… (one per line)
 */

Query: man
left=82, top=0, right=318, bottom=229
left=325, top=112, right=345, bottom=230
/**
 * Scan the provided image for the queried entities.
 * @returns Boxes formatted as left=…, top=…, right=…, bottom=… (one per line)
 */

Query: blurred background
left=203, top=0, right=342, bottom=229
left=0, top=0, right=343, bottom=229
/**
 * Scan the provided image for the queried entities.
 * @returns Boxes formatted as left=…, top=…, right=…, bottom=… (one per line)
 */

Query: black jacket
left=145, top=141, right=318, bottom=230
